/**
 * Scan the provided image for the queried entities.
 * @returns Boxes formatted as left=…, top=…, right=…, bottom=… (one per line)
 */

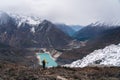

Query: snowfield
left=70, top=44, right=120, bottom=67
left=10, top=14, right=42, bottom=27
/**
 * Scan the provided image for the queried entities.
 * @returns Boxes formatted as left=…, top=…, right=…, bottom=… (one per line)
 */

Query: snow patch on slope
left=31, top=27, right=35, bottom=33
left=70, top=44, right=120, bottom=67
left=9, top=13, right=43, bottom=33
left=10, top=14, right=42, bottom=27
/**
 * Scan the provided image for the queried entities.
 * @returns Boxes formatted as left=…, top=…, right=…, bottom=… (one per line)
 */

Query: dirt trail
left=57, top=76, right=68, bottom=80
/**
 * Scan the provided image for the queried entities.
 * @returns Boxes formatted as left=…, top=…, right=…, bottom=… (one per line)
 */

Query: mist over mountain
left=1, top=0, right=120, bottom=26
left=55, top=24, right=76, bottom=37
left=55, top=24, right=83, bottom=37
left=70, top=25, right=83, bottom=31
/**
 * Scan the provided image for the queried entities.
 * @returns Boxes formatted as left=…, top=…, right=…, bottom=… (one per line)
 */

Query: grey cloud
left=0, top=0, right=120, bottom=25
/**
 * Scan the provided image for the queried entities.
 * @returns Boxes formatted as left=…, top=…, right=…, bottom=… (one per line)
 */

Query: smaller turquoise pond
left=36, top=53, right=58, bottom=67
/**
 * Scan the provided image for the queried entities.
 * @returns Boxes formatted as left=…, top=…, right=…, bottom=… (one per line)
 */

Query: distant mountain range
left=55, top=24, right=82, bottom=37
left=0, top=11, right=78, bottom=49
left=57, top=23, right=120, bottom=65
left=73, top=22, right=116, bottom=41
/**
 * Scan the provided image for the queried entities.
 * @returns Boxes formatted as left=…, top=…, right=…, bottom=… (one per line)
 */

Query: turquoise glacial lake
left=37, top=53, right=58, bottom=67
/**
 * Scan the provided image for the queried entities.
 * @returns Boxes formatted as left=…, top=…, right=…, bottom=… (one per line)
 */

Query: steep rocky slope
left=0, top=12, right=73, bottom=49
left=0, top=48, right=38, bottom=66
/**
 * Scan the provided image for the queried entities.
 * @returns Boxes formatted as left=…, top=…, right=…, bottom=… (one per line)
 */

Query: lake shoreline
left=36, top=52, right=58, bottom=67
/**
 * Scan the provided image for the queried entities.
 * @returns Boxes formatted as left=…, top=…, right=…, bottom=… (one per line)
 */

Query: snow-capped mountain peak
left=88, top=21, right=120, bottom=28
left=10, top=14, right=42, bottom=27
left=70, top=43, right=120, bottom=67
left=88, top=21, right=109, bottom=28
left=0, top=11, right=42, bottom=27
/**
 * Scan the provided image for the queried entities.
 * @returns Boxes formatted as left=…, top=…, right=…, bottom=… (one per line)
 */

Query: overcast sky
left=0, top=0, right=120, bottom=25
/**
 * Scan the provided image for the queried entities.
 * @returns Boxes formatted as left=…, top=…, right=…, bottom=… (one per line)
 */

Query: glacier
left=70, top=44, right=120, bottom=67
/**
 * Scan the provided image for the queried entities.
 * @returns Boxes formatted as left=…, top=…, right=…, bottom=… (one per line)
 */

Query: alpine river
left=36, top=53, right=58, bottom=67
